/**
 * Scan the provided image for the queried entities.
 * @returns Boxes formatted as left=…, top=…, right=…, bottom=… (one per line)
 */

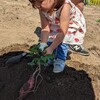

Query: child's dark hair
left=29, top=0, right=65, bottom=10
left=29, top=0, right=37, bottom=8
left=54, top=0, right=65, bottom=10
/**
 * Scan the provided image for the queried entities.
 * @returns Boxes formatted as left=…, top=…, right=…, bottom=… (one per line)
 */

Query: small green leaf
left=27, top=52, right=34, bottom=57
left=41, top=56, right=47, bottom=63
left=47, top=54, right=54, bottom=59
left=96, top=19, right=100, bottom=22
left=37, top=60, right=40, bottom=66
left=27, top=62, right=35, bottom=66
left=32, top=58, right=41, bottom=65
left=29, top=45, right=39, bottom=53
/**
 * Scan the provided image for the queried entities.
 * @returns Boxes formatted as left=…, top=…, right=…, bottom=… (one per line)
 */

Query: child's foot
left=53, top=58, right=65, bottom=73
left=68, top=44, right=90, bottom=56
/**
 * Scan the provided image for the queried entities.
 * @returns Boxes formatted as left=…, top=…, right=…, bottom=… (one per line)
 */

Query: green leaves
left=40, top=54, right=54, bottom=63
left=29, top=44, right=40, bottom=54
left=27, top=44, right=54, bottom=67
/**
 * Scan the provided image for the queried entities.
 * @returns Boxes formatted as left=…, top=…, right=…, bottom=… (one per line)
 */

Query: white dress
left=42, top=0, right=86, bottom=45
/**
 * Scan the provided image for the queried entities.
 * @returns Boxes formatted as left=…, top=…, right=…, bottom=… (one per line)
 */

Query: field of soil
left=0, top=0, right=100, bottom=100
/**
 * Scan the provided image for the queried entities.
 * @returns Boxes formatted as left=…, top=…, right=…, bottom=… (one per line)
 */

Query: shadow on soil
left=0, top=51, right=95, bottom=100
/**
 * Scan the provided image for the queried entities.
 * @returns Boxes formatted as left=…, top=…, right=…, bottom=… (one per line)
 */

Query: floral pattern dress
left=42, top=0, right=86, bottom=45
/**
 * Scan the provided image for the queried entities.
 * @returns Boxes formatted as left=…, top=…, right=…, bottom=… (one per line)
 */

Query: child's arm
left=71, top=0, right=84, bottom=12
left=76, top=2, right=84, bottom=12
left=39, top=10, right=50, bottom=43
left=46, top=4, right=71, bottom=54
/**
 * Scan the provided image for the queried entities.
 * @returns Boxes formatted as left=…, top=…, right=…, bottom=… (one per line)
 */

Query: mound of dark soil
left=0, top=46, right=95, bottom=100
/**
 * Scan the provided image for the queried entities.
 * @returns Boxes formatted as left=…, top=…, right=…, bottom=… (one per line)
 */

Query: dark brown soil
left=0, top=45, right=95, bottom=100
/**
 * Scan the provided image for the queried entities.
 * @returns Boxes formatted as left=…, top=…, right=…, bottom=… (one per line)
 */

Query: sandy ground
left=0, top=0, right=100, bottom=100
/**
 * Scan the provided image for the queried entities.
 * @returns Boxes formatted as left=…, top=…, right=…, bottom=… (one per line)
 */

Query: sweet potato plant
left=18, top=44, right=54, bottom=100
left=27, top=44, right=54, bottom=67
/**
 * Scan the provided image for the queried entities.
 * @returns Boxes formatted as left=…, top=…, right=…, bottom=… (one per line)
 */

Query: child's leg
left=47, top=42, right=54, bottom=66
left=68, top=30, right=90, bottom=56
left=63, top=25, right=89, bottom=56
left=53, top=43, right=68, bottom=73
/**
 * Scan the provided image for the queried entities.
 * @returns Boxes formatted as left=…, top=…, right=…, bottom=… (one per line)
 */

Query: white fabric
left=39, top=42, right=48, bottom=51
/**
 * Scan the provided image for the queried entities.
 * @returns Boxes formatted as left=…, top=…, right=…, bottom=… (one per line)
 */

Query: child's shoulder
left=64, top=0, right=72, bottom=3
left=62, top=0, right=75, bottom=9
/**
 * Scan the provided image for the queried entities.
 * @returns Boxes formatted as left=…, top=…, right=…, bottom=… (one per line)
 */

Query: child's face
left=35, top=0, right=55, bottom=12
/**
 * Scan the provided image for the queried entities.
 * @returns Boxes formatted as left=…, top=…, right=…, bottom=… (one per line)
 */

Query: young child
left=29, top=0, right=87, bottom=73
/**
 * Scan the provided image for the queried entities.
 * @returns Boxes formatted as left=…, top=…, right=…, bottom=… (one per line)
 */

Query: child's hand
left=44, top=47, right=53, bottom=55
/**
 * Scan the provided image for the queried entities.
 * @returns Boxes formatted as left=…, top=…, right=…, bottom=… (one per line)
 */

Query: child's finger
left=43, top=50, right=47, bottom=55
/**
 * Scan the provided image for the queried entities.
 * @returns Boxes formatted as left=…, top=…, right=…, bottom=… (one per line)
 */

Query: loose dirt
left=0, top=0, right=100, bottom=100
